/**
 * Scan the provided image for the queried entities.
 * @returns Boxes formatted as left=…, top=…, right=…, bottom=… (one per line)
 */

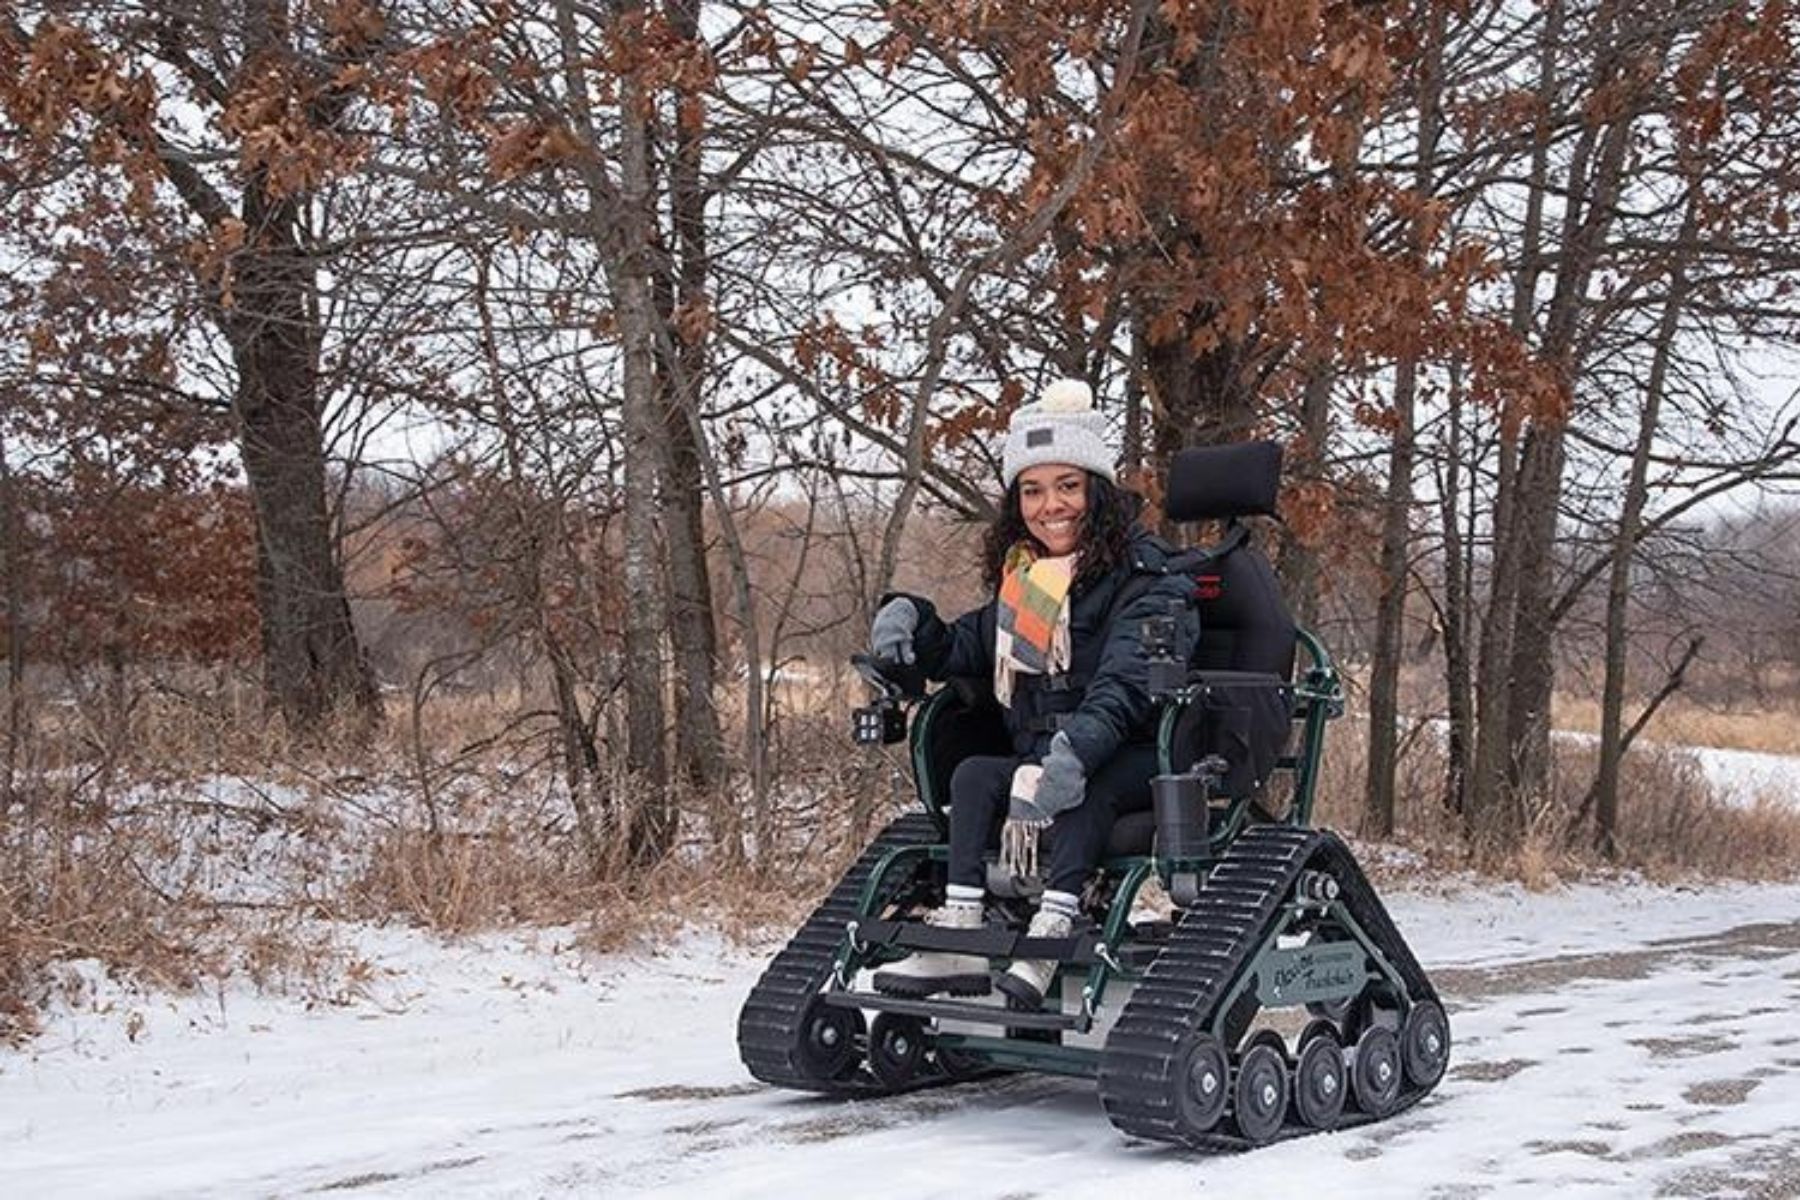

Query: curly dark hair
left=980, top=472, right=1145, bottom=594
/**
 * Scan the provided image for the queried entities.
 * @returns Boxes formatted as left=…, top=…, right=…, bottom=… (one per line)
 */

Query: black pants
left=946, top=744, right=1160, bottom=896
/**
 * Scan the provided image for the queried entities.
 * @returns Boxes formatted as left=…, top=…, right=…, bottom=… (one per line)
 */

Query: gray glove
left=1013, top=731, right=1087, bottom=822
left=870, top=597, right=919, bottom=665
left=1000, top=732, right=1088, bottom=878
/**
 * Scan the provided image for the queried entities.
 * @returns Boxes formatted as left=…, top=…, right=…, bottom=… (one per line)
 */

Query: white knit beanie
left=1001, top=378, right=1116, bottom=488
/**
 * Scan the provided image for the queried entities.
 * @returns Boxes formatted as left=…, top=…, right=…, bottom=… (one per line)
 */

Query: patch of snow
left=1449, top=721, right=1800, bottom=811
left=5, top=878, right=1800, bottom=1197
left=1685, top=744, right=1800, bottom=809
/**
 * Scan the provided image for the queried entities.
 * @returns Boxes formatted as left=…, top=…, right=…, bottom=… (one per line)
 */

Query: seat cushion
left=1107, top=809, right=1156, bottom=857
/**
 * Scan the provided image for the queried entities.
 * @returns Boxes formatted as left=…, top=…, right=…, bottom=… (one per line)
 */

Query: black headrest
left=1165, top=440, right=1283, bottom=523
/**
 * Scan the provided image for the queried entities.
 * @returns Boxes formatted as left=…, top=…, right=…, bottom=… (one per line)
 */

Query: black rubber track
left=1097, top=825, right=1442, bottom=1149
left=736, top=812, right=938, bottom=1095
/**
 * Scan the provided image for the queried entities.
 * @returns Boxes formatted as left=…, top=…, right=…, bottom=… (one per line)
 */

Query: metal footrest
left=854, top=918, right=1101, bottom=964
left=820, top=988, right=1086, bottom=1032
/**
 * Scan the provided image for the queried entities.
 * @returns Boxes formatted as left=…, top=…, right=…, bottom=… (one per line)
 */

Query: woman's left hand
left=1033, top=731, right=1087, bottom=813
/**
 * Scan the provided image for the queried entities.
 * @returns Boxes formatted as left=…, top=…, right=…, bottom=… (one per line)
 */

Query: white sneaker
left=997, top=906, right=1074, bottom=1010
left=871, top=897, right=990, bottom=997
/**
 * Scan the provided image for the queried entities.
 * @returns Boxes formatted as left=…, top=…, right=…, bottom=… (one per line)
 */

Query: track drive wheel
left=1230, top=1037, right=1290, bottom=1145
left=798, top=998, right=864, bottom=1083
left=869, top=1013, right=926, bottom=1089
left=1351, top=1024, right=1402, bottom=1117
left=1172, top=1031, right=1231, bottom=1140
left=1291, top=1027, right=1346, bottom=1130
left=1401, top=1000, right=1451, bottom=1089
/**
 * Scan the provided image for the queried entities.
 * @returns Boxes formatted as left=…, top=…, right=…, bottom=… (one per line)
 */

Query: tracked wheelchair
left=736, top=441, right=1449, bottom=1149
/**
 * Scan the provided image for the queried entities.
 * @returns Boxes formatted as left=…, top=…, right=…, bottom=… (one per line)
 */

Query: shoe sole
left=870, top=972, right=992, bottom=998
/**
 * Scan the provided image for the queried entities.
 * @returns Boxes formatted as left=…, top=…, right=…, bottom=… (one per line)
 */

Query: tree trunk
left=1504, top=3, right=1645, bottom=810
left=1501, top=422, right=1566, bottom=806
left=656, top=0, right=726, bottom=798
left=545, top=633, right=607, bottom=871
left=1363, top=0, right=1441, bottom=839
left=1123, top=328, right=1146, bottom=479
left=1593, top=185, right=1698, bottom=856
left=0, top=416, right=26, bottom=810
left=225, top=186, right=381, bottom=737
left=1280, top=360, right=1334, bottom=627
left=614, top=63, right=673, bottom=864
left=1437, top=365, right=1473, bottom=819
left=1142, top=310, right=1257, bottom=549
left=1470, top=0, right=1561, bottom=842
left=144, top=0, right=382, bottom=739
left=1365, top=357, right=1417, bottom=839
left=1145, top=332, right=1256, bottom=463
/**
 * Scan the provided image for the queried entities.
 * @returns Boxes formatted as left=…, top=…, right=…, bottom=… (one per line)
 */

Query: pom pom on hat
left=1001, top=377, right=1116, bottom=487
left=1037, top=378, right=1093, bottom=413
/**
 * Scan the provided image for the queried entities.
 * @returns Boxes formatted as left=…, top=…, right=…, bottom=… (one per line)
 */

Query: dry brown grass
left=1, top=775, right=288, bottom=1043
left=1371, top=660, right=1799, bottom=759
left=1552, top=691, right=1800, bottom=758
left=0, top=668, right=919, bottom=1038
left=4, top=648, right=1795, bottom=1042
left=1304, top=715, right=1800, bottom=888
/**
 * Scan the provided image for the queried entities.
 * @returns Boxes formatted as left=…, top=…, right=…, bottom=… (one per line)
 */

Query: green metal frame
left=908, top=686, right=958, bottom=828
left=830, top=625, right=1350, bottom=1078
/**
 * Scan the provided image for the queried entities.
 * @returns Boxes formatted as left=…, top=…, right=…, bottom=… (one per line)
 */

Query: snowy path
left=5, top=880, right=1800, bottom=1199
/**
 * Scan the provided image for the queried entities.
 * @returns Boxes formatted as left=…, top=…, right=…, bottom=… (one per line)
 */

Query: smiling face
left=1016, top=463, right=1088, bottom=557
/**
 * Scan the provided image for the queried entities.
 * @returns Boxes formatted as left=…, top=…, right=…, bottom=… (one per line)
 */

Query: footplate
left=850, top=917, right=1104, bottom=965
left=820, top=990, right=1083, bottom=1032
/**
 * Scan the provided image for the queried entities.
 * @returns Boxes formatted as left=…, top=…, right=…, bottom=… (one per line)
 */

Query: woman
left=867, top=378, right=1196, bottom=1009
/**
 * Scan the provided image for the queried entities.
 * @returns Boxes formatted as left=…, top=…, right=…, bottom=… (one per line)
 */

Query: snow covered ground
left=1690, top=744, right=1800, bottom=809
left=5, top=876, right=1800, bottom=1199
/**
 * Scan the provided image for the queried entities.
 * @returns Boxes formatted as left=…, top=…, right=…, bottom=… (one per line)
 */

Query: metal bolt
left=1261, top=1082, right=1278, bottom=1107
left=1377, top=1060, right=1393, bottom=1084
left=893, top=1035, right=911, bottom=1056
left=820, top=1026, right=839, bottom=1047
left=1321, top=1072, right=1338, bottom=1096
left=1201, top=1070, right=1218, bottom=1096
left=1427, top=1032, right=1442, bottom=1054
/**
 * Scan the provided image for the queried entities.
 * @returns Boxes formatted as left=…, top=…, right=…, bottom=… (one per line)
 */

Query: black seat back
left=912, top=677, right=1010, bottom=820
left=1159, top=441, right=1298, bottom=799
left=1165, top=440, right=1298, bottom=681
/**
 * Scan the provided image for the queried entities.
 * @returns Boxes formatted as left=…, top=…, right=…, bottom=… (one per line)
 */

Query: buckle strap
left=1021, top=713, right=1072, bottom=734
left=1043, top=671, right=1091, bottom=692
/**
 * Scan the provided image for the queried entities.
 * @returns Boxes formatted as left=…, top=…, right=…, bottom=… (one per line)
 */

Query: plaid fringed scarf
left=994, top=543, right=1076, bottom=707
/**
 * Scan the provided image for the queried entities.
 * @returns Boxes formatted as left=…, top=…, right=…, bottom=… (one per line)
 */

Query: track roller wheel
left=869, top=1013, right=926, bottom=1088
left=798, top=998, right=864, bottom=1083
left=1350, top=1024, right=1402, bottom=1117
left=1291, top=1027, right=1346, bottom=1130
left=1230, top=1039, right=1289, bottom=1145
left=1172, top=1031, right=1231, bottom=1140
left=1401, top=999, right=1450, bottom=1089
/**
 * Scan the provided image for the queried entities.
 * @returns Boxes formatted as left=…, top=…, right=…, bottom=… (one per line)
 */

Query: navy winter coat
left=897, top=530, right=1198, bottom=769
